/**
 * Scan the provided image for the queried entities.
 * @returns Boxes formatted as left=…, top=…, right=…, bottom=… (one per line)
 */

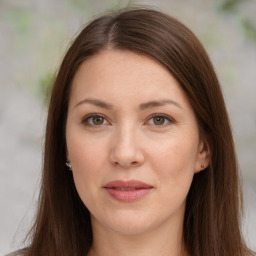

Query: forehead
left=69, top=50, right=190, bottom=110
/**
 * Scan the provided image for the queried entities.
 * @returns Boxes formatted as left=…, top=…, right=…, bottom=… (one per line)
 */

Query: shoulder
left=4, top=249, right=26, bottom=256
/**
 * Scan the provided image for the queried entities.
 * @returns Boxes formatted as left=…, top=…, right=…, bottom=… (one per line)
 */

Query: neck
left=88, top=214, right=187, bottom=256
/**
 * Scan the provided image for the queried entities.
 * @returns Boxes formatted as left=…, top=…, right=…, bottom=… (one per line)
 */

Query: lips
left=103, top=180, right=153, bottom=202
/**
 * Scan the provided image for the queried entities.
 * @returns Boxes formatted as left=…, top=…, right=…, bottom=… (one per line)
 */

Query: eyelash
left=146, top=113, right=174, bottom=127
left=81, top=113, right=174, bottom=128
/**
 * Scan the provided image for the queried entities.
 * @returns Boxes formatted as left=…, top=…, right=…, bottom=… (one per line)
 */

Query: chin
left=95, top=209, right=163, bottom=235
left=110, top=221, right=154, bottom=235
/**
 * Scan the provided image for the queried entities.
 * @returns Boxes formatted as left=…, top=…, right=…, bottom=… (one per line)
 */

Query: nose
left=109, top=126, right=145, bottom=168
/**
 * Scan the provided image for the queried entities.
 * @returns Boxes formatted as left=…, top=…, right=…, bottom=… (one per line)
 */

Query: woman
left=7, top=7, right=255, bottom=256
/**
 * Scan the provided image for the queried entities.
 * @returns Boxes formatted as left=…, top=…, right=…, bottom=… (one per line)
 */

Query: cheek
left=71, top=142, right=101, bottom=174
left=152, top=136, right=198, bottom=173
left=67, top=126, right=107, bottom=170
left=66, top=132, right=108, bottom=200
left=150, top=137, right=197, bottom=196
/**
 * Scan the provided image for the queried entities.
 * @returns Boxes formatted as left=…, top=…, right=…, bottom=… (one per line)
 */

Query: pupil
left=154, top=117, right=164, bottom=125
left=93, top=116, right=103, bottom=125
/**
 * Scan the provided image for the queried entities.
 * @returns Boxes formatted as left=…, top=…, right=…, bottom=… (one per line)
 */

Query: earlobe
left=66, top=161, right=72, bottom=170
left=65, top=150, right=72, bottom=171
left=195, top=138, right=211, bottom=173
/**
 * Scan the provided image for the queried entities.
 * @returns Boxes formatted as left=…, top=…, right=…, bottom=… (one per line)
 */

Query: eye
left=147, top=114, right=174, bottom=127
left=82, top=114, right=109, bottom=127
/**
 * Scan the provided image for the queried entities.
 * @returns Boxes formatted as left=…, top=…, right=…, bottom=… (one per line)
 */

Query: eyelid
left=81, top=113, right=110, bottom=127
left=81, top=113, right=175, bottom=128
left=146, top=113, right=175, bottom=127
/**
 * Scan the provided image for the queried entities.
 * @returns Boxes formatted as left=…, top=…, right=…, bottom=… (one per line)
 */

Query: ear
left=195, top=137, right=211, bottom=173
left=65, top=145, right=70, bottom=160
left=65, top=151, right=73, bottom=171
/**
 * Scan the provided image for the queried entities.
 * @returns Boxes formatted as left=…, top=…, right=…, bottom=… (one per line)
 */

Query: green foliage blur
left=38, top=72, right=55, bottom=106
left=4, top=0, right=255, bottom=106
left=218, top=0, right=256, bottom=42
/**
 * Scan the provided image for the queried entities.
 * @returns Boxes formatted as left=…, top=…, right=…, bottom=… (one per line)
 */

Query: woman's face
left=66, top=50, right=209, bottom=235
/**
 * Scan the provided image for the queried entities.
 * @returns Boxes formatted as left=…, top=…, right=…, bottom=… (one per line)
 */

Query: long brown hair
left=24, top=7, right=253, bottom=256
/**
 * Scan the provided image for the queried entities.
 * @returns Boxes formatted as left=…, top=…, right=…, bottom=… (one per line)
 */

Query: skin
left=66, top=50, right=210, bottom=256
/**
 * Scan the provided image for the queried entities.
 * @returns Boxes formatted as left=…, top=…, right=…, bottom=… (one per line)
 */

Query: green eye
left=92, top=116, right=104, bottom=125
left=83, top=114, right=107, bottom=126
left=153, top=116, right=165, bottom=125
left=148, top=114, right=173, bottom=127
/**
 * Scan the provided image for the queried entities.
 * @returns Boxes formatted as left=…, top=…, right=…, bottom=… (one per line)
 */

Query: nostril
left=113, top=160, right=138, bottom=167
left=109, top=146, right=144, bottom=168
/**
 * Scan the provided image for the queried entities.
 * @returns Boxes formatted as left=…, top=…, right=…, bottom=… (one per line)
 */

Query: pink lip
left=103, top=180, right=153, bottom=202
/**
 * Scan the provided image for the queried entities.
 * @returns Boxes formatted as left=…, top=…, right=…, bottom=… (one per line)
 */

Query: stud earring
left=66, top=161, right=72, bottom=170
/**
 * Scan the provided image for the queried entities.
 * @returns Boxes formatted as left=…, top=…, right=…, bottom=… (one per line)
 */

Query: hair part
left=24, top=7, right=253, bottom=256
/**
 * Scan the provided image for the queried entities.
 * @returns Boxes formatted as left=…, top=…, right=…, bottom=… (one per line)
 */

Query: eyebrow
left=74, top=98, right=183, bottom=110
left=74, top=98, right=114, bottom=110
left=139, top=99, right=183, bottom=110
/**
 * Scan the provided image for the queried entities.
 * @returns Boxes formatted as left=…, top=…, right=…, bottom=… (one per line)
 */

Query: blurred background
left=0, top=0, right=255, bottom=254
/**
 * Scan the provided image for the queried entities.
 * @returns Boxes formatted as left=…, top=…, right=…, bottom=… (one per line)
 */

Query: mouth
left=112, top=187, right=144, bottom=191
left=103, top=180, right=153, bottom=202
